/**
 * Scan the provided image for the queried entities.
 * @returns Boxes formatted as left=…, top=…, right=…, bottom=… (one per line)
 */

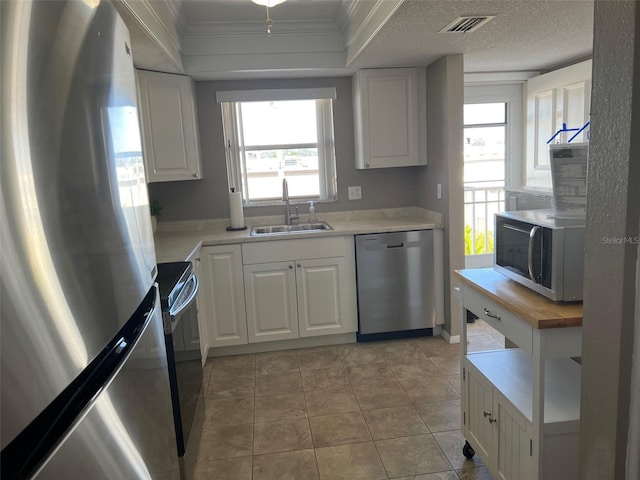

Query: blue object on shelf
left=547, top=121, right=590, bottom=144
left=568, top=121, right=590, bottom=143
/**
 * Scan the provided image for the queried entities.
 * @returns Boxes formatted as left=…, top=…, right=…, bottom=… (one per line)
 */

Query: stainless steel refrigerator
left=1, top=1, right=180, bottom=478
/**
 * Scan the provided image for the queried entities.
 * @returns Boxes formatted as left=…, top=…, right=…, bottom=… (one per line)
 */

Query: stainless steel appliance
left=494, top=209, right=586, bottom=301
left=156, top=262, right=204, bottom=477
left=355, top=231, right=436, bottom=340
left=1, top=1, right=179, bottom=478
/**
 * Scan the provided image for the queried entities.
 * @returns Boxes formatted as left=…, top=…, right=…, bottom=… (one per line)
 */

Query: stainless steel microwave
left=494, top=209, right=585, bottom=302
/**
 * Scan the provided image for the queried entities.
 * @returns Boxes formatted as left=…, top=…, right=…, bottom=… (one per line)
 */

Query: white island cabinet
left=353, top=67, right=426, bottom=169
left=136, top=69, right=202, bottom=182
left=242, top=237, right=357, bottom=343
left=456, top=268, right=583, bottom=480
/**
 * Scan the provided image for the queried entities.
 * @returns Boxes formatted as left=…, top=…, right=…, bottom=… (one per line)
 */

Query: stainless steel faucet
left=282, top=178, right=299, bottom=225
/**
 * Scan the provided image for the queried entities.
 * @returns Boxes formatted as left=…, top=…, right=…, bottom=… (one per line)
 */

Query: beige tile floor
left=193, top=321, right=503, bottom=480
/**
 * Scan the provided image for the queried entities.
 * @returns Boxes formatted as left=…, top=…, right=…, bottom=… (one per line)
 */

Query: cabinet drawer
left=242, top=237, right=349, bottom=264
left=463, top=287, right=533, bottom=354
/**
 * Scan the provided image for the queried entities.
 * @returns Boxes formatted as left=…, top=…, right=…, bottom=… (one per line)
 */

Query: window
left=218, top=88, right=337, bottom=204
left=462, top=83, right=523, bottom=267
left=464, top=102, right=507, bottom=259
left=464, top=102, right=507, bottom=189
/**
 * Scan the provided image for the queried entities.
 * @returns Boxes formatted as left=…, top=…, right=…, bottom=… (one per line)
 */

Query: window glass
left=241, top=100, right=317, bottom=146
left=464, top=102, right=507, bottom=256
left=464, top=102, right=506, bottom=124
left=221, top=96, right=337, bottom=204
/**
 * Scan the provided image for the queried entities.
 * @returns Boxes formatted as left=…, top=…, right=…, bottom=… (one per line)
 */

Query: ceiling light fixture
left=251, top=0, right=287, bottom=36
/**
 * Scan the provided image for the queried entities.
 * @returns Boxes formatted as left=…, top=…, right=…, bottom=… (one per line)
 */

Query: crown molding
left=116, top=0, right=184, bottom=69
left=342, top=0, right=405, bottom=66
left=185, top=20, right=341, bottom=37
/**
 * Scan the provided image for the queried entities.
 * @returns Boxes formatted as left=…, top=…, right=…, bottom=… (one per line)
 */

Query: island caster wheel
left=462, top=440, right=475, bottom=459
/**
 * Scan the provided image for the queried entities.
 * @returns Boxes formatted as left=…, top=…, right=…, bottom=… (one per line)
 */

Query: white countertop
left=154, top=207, right=443, bottom=262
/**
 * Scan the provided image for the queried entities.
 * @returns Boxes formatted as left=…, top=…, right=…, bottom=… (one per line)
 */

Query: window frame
left=462, top=83, right=523, bottom=267
left=218, top=88, right=337, bottom=206
left=463, top=84, right=524, bottom=188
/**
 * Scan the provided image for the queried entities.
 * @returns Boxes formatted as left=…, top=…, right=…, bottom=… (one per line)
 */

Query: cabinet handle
left=365, top=163, right=370, bottom=168
left=297, top=263, right=301, bottom=268
left=195, top=257, right=201, bottom=262
left=289, top=264, right=293, bottom=269
left=192, top=173, right=198, bottom=178
left=483, top=308, right=501, bottom=320
left=483, top=411, right=498, bottom=424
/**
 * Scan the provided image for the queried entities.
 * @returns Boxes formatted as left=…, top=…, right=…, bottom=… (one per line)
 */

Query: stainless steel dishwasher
left=355, top=230, right=435, bottom=340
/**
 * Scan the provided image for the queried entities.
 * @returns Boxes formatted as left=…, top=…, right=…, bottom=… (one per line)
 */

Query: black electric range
left=155, top=261, right=203, bottom=473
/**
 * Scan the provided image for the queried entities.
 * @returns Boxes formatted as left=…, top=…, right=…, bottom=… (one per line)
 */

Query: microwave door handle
left=528, top=226, right=541, bottom=283
left=503, top=224, right=533, bottom=235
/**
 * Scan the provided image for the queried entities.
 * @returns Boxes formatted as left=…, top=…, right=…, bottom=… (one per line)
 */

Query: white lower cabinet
left=244, top=262, right=299, bottom=342
left=196, top=238, right=357, bottom=349
left=242, top=237, right=357, bottom=344
left=466, top=363, right=533, bottom=480
left=297, top=257, right=352, bottom=337
left=199, top=245, right=248, bottom=348
left=465, top=364, right=494, bottom=463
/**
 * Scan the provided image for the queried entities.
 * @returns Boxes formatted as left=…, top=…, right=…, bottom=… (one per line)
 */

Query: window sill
left=243, top=198, right=338, bottom=208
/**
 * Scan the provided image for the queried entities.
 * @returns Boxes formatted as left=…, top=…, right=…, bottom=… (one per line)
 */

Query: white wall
left=579, top=1, right=640, bottom=477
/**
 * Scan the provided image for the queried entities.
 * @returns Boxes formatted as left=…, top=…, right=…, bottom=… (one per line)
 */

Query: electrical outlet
left=348, top=186, right=362, bottom=200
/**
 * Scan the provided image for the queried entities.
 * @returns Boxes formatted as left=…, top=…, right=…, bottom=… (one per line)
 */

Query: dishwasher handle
left=362, top=239, right=424, bottom=251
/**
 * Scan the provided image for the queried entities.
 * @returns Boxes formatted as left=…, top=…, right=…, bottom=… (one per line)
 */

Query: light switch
left=348, top=186, right=362, bottom=200
left=437, top=183, right=442, bottom=199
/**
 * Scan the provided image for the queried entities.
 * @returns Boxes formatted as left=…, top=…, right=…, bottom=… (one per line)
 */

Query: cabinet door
left=525, top=60, right=591, bottom=187
left=136, top=70, right=202, bottom=182
left=200, top=245, right=248, bottom=347
left=495, top=392, right=533, bottom=480
left=192, top=253, right=209, bottom=362
left=464, top=364, right=495, bottom=467
left=355, top=68, right=422, bottom=169
left=296, top=257, right=356, bottom=337
left=244, top=262, right=299, bottom=343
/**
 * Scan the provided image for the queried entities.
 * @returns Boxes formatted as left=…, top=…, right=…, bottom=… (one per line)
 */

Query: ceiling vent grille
left=440, top=16, right=495, bottom=33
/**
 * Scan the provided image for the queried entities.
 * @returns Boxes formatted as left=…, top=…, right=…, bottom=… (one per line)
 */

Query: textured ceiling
left=352, top=0, right=594, bottom=72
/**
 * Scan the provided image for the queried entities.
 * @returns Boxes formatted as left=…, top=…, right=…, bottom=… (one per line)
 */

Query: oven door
left=164, top=272, right=204, bottom=463
left=494, top=216, right=554, bottom=292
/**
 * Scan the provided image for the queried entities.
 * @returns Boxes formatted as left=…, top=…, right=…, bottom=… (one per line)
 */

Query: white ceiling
left=122, top=0, right=594, bottom=79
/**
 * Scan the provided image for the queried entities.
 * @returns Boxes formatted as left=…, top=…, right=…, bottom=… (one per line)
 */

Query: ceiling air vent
left=440, top=16, right=495, bottom=33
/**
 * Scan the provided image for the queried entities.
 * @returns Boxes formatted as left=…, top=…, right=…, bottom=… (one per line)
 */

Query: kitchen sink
left=250, top=221, right=334, bottom=236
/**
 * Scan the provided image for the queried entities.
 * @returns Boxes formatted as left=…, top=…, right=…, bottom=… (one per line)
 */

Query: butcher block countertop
left=454, top=268, right=583, bottom=329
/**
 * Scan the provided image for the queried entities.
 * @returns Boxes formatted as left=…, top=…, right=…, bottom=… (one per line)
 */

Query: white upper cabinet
left=353, top=68, right=426, bottom=169
left=526, top=60, right=592, bottom=187
left=136, top=70, right=203, bottom=182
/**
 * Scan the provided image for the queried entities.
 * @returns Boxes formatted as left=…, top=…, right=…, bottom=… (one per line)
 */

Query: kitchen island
left=455, top=268, right=583, bottom=480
